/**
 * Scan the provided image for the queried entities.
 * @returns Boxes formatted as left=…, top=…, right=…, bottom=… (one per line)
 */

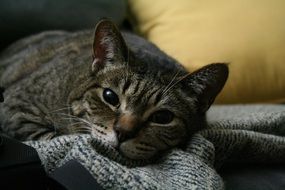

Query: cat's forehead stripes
left=123, top=79, right=141, bottom=96
left=119, top=82, right=182, bottom=123
left=122, top=78, right=161, bottom=101
left=122, top=78, right=131, bottom=94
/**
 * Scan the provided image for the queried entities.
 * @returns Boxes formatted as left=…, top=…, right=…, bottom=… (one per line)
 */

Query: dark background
left=0, top=0, right=127, bottom=51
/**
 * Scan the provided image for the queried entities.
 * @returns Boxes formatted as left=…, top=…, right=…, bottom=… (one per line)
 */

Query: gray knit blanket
left=26, top=105, right=285, bottom=189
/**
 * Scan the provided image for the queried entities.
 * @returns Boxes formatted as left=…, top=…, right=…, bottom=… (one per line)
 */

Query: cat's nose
left=114, top=114, right=140, bottom=142
left=114, top=128, right=133, bottom=143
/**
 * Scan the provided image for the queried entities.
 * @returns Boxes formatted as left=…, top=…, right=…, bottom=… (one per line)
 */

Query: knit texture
left=26, top=105, right=285, bottom=189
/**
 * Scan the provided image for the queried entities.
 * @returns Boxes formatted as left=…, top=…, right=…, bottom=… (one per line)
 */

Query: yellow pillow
left=128, top=0, right=285, bottom=103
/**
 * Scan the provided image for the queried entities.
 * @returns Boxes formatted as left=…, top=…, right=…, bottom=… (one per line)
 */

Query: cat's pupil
left=103, top=88, right=119, bottom=106
left=150, top=110, right=174, bottom=124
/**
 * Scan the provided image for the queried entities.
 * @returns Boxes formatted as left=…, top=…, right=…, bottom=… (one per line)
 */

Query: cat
left=0, top=19, right=228, bottom=160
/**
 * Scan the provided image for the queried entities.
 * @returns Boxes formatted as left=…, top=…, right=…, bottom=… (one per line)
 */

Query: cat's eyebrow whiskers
left=161, top=70, right=181, bottom=95
left=162, top=73, right=191, bottom=96
left=125, top=49, right=130, bottom=83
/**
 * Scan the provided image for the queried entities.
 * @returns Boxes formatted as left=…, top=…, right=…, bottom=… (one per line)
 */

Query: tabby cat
left=0, top=20, right=228, bottom=160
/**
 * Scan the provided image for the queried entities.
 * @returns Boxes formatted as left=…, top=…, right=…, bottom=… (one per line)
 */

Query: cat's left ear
left=186, top=63, right=229, bottom=113
left=92, top=19, right=128, bottom=72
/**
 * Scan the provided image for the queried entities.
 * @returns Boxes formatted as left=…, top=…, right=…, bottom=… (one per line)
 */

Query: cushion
left=128, top=0, right=285, bottom=103
left=0, top=0, right=127, bottom=50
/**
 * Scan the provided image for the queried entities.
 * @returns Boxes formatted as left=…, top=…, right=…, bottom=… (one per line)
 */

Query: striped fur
left=0, top=20, right=228, bottom=159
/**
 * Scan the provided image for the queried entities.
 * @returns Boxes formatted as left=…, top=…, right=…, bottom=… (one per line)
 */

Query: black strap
left=0, top=135, right=41, bottom=168
left=49, top=160, right=103, bottom=190
left=0, top=135, right=47, bottom=190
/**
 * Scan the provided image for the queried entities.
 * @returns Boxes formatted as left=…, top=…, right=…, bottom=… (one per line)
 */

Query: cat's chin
left=119, top=140, right=157, bottom=160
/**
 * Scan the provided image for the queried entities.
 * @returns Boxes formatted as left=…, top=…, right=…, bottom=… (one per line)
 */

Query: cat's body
left=0, top=20, right=228, bottom=159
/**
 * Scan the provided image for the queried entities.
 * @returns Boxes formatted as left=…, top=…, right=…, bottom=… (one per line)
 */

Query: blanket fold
left=26, top=105, right=285, bottom=190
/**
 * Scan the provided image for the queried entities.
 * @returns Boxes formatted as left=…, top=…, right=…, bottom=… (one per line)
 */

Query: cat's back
left=123, top=32, right=180, bottom=71
left=0, top=30, right=93, bottom=87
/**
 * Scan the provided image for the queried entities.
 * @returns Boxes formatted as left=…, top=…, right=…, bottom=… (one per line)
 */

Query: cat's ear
left=92, top=19, right=128, bottom=71
left=186, top=63, right=229, bottom=113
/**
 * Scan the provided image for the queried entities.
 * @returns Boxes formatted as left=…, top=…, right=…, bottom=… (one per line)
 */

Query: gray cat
left=0, top=20, right=228, bottom=160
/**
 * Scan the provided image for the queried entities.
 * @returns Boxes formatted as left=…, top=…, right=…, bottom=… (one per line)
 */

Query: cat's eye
left=150, top=110, right=174, bottom=124
left=103, top=88, right=119, bottom=106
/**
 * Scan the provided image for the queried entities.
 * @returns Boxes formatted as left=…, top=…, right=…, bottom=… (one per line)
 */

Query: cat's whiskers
left=60, top=115, right=92, bottom=126
left=162, top=70, right=181, bottom=95
left=162, top=73, right=191, bottom=96
left=56, top=112, right=94, bottom=130
left=56, top=112, right=81, bottom=119
left=47, top=106, right=73, bottom=129
left=58, top=115, right=93, bottom=134
left=48, top=106, right=72, bottom=113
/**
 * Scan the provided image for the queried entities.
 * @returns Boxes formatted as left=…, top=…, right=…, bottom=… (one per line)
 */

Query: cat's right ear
left=92, top=19, right=129, bottom=72
left=186, top=63, right=229, bottom=113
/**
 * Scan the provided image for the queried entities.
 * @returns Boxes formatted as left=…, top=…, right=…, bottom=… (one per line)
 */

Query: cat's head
left=70, top=20, right=228, bottom=160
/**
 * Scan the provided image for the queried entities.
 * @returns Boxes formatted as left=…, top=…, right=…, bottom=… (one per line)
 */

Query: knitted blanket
left=26, top=105, right=285, bottom=190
